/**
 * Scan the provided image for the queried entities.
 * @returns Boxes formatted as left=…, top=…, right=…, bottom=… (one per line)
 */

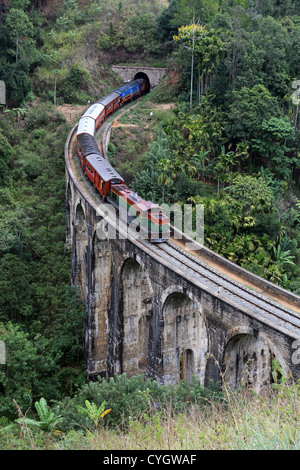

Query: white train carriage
left=77, top=116, right=96, bottom=137
left=82, top=102, right=105, bottom=129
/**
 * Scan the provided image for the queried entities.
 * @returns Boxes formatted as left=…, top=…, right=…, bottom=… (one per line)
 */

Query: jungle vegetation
left=0, top=0, right=300, bottom=450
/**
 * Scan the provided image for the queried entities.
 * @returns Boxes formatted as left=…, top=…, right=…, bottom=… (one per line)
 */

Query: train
left=76, top=77, right=170, bottom=242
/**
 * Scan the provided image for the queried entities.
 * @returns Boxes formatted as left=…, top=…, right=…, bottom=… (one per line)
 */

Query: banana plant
left=15, top=397, right=62, bottom=433
left=76, top=400, right=111, bottom=430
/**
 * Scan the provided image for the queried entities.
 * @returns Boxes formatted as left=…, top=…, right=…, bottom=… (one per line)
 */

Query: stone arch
left=161, top=289, right=208, bottom=386
left=87, top=230, right=112, bottom=377
left=223, top=333, right=272, bottom=394
left=134, top=71, right=150, bottom=91
left=120, top=257, right=153, bottom=376
left=74, top=202, right=88, bottom=298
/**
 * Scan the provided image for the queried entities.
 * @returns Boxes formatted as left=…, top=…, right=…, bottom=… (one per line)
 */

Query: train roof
left=98, top=91, right=120, bottom=107
left=77, top=133, right=102, bottom=157
left=115, top=79, right=144, bottom=96
left=86, top=154, right=124, bottom=183
left=112, top=184, right=161, bottom=212
left=77, top=116, right=95, bottom=136
left=82, top=102, right=104, bottom=120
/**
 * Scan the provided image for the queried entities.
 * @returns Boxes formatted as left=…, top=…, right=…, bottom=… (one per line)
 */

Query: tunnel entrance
left=134, top=72, right=150, bottom=92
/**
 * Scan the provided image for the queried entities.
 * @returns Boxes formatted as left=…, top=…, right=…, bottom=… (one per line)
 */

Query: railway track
left=145, top=237, right=300, bottom=337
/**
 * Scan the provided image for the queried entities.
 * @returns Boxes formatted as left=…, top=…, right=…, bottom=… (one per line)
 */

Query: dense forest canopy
left=0, top=0, right=300, bottom=436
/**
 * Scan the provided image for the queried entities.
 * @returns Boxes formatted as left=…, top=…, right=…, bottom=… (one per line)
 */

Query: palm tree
left=273, top=244, right=296, bottom=270
left=158, top=158, right=172, bottom=202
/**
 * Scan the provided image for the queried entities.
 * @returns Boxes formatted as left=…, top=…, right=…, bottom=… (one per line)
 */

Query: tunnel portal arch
left=134, top=72, right=150, bottom=91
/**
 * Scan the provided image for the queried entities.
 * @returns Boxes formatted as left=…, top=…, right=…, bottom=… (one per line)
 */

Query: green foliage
left=153, top=6, right=300, bottom=290
left=132, top=128, right=175, bottom=203
left=15, top=397, right=62, bottom=433
left=0, top=133, right=12, bottom=184
left=226, top=84, right=281, bottom=146
left=107, top=142, right=116, bottom=159
left=0, top=4, right=38, bottom=105
left=58, top=65, right=92, bottom=104
left=5, top=8, right=34, bottom=62
left=156, top=0, right=179, bottom=42
left=0, top=322, right=61, bottom=419
left=54, top=374, right=223, bottom=432
left=93, top=0, right=164, bottom=56
left=0, top=106, right=86, bottom=417
left=56, top=0, right=84, bottom=31
left=253, top=117, right=296, bottom=180
left=76, top=400, right=111, bottom=431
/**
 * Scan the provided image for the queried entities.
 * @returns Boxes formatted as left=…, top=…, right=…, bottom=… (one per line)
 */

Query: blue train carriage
left=115, top=79, right=147, bottom=105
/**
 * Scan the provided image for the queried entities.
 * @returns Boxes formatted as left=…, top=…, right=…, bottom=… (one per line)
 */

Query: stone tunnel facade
left=66, top=160, right=300, bottom=394
left=111, top=65, right=167, bottom=89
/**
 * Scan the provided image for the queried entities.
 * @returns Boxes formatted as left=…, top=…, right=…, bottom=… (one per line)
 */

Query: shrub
left=54, top=374, right=224, bottom=432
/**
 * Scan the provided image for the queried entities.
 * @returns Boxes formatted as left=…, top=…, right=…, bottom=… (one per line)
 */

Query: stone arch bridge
left=65, top=78, right=300, bottom=394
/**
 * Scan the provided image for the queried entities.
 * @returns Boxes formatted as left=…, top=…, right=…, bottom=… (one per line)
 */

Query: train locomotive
left=76, top=78, right=170, bottom=242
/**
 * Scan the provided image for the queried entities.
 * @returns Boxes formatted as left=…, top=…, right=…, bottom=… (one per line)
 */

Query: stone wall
left=111, top=65, right=167, bottom=88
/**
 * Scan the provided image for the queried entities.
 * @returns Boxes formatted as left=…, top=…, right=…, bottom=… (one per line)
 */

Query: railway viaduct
left=65, top=71, right=300, bottom=394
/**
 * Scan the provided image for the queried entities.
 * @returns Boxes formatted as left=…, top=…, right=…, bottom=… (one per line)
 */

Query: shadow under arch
left=73, top=202, right=87, bottom=298
left=223, top=333, right=273, bottom=394
left=87, top=230, right=112, bottom=378
left=160, top=290, right=208, bottom=386
left=120, top=257, right=153, bottom=377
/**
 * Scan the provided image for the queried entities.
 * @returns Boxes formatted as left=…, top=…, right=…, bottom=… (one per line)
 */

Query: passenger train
left=76, top=77, right=170, bottom=242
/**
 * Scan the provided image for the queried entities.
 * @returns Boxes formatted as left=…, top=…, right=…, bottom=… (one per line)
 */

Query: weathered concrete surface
left=111, top=65, right=167, bottom=89
left=65, top=126, right=300, bottom=394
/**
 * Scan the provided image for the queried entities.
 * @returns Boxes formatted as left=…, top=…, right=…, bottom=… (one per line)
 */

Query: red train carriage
left=98, top=92, right=120, bottom=117
left=108, top=184, right=170, bottom=242
left=85, top=153, right=124, bottom=197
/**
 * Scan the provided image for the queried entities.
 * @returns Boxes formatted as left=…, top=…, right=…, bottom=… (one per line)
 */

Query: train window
left=87, top=164, right=93, bottom=175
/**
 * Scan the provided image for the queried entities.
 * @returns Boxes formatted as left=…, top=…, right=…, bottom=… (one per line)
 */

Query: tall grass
left=2, top=380, right=299, bottom=450
left=56, top=381, right=300, bottom=450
